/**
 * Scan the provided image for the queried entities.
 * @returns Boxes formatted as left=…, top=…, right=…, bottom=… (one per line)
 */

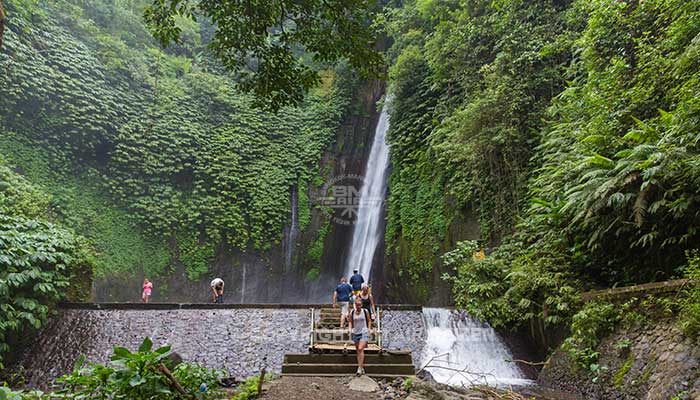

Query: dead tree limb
left=505, top=358, right=549, bottom=367
left=158, top=362, right=193, bottom=399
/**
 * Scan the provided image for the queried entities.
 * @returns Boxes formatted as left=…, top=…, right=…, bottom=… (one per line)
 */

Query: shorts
left=339, top=302, right=350, bottom=316
left=352, top=333, right=369, bottom=343
left=353, top=290, right=362, bottom=296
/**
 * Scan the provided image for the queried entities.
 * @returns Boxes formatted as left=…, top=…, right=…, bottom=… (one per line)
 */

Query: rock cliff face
left=92, top=80, right=385, bottom=304
left=539, top=320, right=700, bottom=399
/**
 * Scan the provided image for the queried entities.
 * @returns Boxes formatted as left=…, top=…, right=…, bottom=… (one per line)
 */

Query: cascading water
left=421, top=308, right=531, bottom=386
left=285, top=186, right=299, bottom=272
left=344, top=99, right=391, bottom=281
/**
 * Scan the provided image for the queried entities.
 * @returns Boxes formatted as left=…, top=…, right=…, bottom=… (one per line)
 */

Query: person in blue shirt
left=349, top=269, right=364, bottom=296
left=332, top=277, right=353, bottom=328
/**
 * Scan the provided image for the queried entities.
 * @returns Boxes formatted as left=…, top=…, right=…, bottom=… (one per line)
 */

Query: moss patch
left=614, top=352, right=635, bottom=389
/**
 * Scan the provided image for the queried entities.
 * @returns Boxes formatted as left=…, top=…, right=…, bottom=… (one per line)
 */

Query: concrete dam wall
left=17, top=304, right=426, bottom=387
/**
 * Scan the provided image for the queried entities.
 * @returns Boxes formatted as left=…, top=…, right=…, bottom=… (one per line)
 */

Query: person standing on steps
left=332, top=277, right=353, bottom=328
left=348, top=296, right=371, bottom=376
left=210, top=277, right=225, bottom=303
left=142, top=278, right=153, bottom=303
left=349, top=268, right=364, bottom=297
left=359, top=284, right=376, bottom=321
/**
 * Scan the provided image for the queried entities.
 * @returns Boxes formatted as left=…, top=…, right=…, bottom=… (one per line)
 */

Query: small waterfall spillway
left=421, top=308, right=531, bottom=386
left=344, top=100, right=391, bottom=281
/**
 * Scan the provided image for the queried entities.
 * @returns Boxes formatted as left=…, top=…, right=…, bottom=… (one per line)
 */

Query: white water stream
left=344, top=100, right=391, bottom=281
left=285, top=186, right=298, bottom=272
left=341, top=98, right=528, bottom=388
left=421, top=308, right=531, bottom=386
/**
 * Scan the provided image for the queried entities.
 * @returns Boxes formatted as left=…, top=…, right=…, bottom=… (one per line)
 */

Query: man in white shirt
left=211, top=278, right=225, bottom=303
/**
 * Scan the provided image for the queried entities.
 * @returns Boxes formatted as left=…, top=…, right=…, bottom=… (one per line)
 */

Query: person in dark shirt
left=359, top=284, right=375, bottom=321
left=349, top=269, right=364, bottom=296
left=333, top=277, right=353, bottom=328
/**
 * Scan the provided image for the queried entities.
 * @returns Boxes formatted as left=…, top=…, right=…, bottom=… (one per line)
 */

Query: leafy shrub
left=231, top=376, right=261, bottom=400
left=0, top=163, right=94, bottom=368
left=52, top=337, right=225, bottom=399
left=678, top=252, right=700, bottom=338
left=562, top=301, right=621, bottom=373
left=444, top=240, right=579, bottom=330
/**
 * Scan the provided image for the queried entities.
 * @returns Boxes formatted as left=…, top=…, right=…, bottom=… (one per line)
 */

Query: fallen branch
left=158, top=362, right=192, bottom=399
left=415, top=352, right=450, bottom=376
left=505, top=359, right=549, bottom=367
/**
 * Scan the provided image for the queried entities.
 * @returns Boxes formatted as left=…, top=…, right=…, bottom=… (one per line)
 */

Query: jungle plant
left=0, top=162, right=93, bottom=368
left=53, top=337, right=225, bottom=399
left=678, top=251, right=700, bottom=338
left=144, top=0, right=383, bottom=109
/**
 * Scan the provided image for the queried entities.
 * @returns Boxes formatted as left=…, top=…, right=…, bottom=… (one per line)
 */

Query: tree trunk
left=0, top=1, right=5, bottom=50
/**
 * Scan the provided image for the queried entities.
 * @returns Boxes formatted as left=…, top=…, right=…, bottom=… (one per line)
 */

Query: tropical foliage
left=0, top=160, right=93, bottom=368
left=144, top=0, right=383, bottom=109
left=384, top=0, right=700, bottom=322
left=1, top=337, right=227, bottom=399
left=0, top=0, right=355, bottom=282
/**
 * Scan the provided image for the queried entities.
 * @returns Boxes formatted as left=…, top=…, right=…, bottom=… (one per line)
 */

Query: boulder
left=349, top=375, right=380, bottom=392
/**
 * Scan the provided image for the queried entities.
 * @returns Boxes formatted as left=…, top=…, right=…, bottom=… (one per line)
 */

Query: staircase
left=281, top=306, right=416, bottom=378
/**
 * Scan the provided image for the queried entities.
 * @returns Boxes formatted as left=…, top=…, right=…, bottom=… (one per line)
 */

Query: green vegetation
left=384, top=0, right=700, bottom=322
left=562, top=301, right=621, bottom=372
left=614, top=352, right=634, bottom=389
left=1, top=338, right=226, bottom=399
left=0, top=0, right=356, bottom=286
left=678, top=252, right=700, bottom=337
left=144, top=0, right=383, bottom=109
left=0, top=159, right=93, bottom=368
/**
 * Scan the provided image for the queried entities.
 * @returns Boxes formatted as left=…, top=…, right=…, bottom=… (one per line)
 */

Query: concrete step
left=282, top=363, right=416, bottom=376
left=284, top=353, right=413, bottom=365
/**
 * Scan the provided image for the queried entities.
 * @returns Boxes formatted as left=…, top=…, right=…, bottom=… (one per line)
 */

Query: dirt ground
left=260, top=376, right=382, bottom=400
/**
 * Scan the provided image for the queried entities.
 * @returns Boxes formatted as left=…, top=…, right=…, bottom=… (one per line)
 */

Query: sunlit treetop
left=144, top=0, right=384, bottom=110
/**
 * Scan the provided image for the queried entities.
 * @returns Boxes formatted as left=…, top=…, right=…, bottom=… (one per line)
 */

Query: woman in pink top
left=142, top=278, right=153, bottom=303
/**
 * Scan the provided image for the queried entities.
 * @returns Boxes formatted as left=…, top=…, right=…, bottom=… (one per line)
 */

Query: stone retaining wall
left=16, top=306, right=427, bottom=388
left=539, top=320, right=700, bottom=399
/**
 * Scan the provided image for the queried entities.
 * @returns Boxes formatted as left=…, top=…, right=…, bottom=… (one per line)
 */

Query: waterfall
left=421, top=308, right=531, bottom=386
left=344, top=99, right=391, bottom=282
left=240, top=264, right=247, bottom=303
left=285, top=186, right=298, bottom=272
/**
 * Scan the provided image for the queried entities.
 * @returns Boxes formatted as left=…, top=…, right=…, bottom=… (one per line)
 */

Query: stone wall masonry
left=538, top=320, right=700, bottom=399
left=380, top=309, right=426, bottom=365
left=16, top=306, right=428, bottom=388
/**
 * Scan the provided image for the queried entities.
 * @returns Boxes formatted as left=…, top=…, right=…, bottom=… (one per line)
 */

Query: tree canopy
left=144, top=0, right=384, bottom=109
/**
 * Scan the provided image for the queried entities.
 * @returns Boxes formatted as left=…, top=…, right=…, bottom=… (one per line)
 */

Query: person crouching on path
left=359, top=284, right=375, bottom=321
left=333, top=277, right=353, bottom=328
left=211, top=277, right=224, bottom=303
left=348, top=296, right=371, bottom=376
left=349, top=268, right=364, bottom=297
left=142, top=278, right=153, bottom=303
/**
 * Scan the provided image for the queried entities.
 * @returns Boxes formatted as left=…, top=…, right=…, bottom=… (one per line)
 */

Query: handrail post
left=377, top=306, right=382, bottom=351
left=309, top=307, right=315, bottom=350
